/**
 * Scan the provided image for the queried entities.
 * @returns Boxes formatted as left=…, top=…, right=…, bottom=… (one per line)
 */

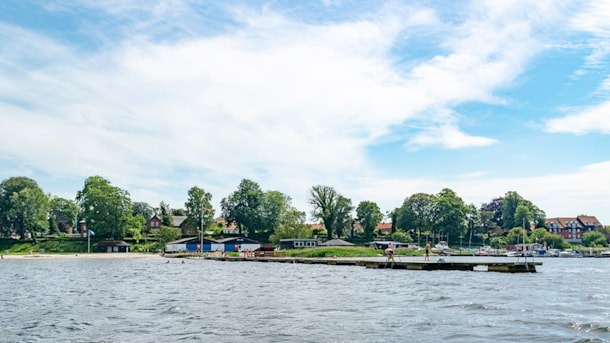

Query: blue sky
left=1, top=0, right=609, bottom=224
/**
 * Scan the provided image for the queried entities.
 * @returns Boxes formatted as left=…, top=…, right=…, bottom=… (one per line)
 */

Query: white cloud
left=544, top=101, right=610, bottom=134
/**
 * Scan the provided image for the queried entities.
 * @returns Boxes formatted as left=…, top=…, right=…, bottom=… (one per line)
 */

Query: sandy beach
left=0, top=252, right=163, bottom=260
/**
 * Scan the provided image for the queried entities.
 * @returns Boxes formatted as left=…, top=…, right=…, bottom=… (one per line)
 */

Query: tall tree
left=0, top=177, right=49, bottom=241
left=221, top=179, right=264, bottom=236
left=356, top=201, right=382, bottom=242
left=464, top=203, right=482, bottom=248
left=501, top=191, right=523, bottom=229
left=132, top=202, right=154, bottom=220
left=480, top=197, right=503, bottom=228
left=76, top=176, right=132, bottom=240
left=308, top=185, right=339, bottom=239
left=434, top=188, right=467, bottom=244
left=184, top=186, right=214, bottom=235
left=49, top=197, right=79, bottom=234
left=396, top=193, right=437, bottom=246
left=333, top=195, right=353, bottom=238
left=158, top=201, right=173, bottom=227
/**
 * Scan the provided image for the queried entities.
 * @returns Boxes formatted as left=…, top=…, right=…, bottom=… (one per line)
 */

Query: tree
left=396, top=193, right=437, bottom=246
left=514, top=204, right=532, bottom=231
left=157, top=226, right=180, bottom=251
left=0, top=177, right=49, bottom=241
left=583, top=231, right=607, bottom=247
left=132, top=202, right=154, bottom=220
left=507, top=227, right=528, bottom=244
left=127, top=214, right=146, bottom=242
left=356, top=201, right=382, bottom=242
left=269, top=208, right=311, bottom=246
left=221, top=179, right=264, bottom=237
left=309, top=185, right=352, bottom=239
left=333, top=195, right=353, bottom=238
left=480, top=197, right=503, bottom=228
left=76, top=176, right=132, bottom=240
left=501, top=191, right=523, bottom=230
left=49, top=197, right=79, bottom=234
left=434, top=188, right=467, bottom=245
left=158, top=201, right=173, bottom=227
left=464, top=204, right=482, bottom=248
left=184, top=186, right=214, bottom=235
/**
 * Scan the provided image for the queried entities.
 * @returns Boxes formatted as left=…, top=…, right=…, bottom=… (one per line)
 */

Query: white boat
left=559, top=249, right=581, bottom=258
left=597, top=251, right=610, bottom=258
left=433, top=241, right=449, bottom=252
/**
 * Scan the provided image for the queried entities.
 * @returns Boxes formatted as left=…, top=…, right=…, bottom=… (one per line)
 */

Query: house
left=545, top=215, right=603, bottom=243
left=165, top=236, right=222, bottom=253
left=216, top=237, right=261, bottom=253
left=279, top=238, right=319, bottom=250
left=214, top=218, right=239, bottom=235
left=94, top=240, right=131, bottom=253
left=146, top=215, right=162, bottom=233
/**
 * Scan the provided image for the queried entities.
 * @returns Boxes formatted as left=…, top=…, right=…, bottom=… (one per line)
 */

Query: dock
left=179, top=255, right=542, bottom=273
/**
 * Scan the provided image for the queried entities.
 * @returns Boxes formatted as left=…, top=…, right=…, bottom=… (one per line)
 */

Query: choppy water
left=1, top=255, right=610, bottom=342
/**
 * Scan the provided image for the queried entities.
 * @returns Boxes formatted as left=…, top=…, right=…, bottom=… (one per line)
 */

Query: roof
left=172, top=216, right=187, bottom=227
left=319, top=239, right=354, bottom=246
left=216, top=236, right=260, bottom=244
left=167, top=236, right=217, bottom=245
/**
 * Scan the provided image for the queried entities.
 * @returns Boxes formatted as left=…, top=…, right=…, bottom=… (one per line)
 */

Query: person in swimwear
left=385, top=242, right=395, bottom=262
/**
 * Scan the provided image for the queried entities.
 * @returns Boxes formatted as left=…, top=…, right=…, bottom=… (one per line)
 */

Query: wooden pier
left=181, top=255, right=541, bottom=273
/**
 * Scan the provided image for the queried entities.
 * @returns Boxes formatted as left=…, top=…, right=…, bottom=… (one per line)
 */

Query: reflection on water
left=1, top=256, right=610, bottom=342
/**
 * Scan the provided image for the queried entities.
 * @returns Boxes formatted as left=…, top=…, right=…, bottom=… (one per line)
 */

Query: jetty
left=177, top=254, right=541, bottom=273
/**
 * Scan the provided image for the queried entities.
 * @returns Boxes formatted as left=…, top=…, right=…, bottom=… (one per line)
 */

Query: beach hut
left=94, top=240, right=131, bottom=253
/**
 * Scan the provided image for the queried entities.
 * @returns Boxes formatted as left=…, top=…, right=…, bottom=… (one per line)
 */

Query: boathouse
left=217, top=237, right=261, bottom=253
left=165, top=237, right=220, bottom=253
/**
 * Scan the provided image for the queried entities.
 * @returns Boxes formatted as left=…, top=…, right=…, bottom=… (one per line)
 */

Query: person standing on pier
left=425, top=242, right=431, bottom=261
left=385, top=242, right=395, bottom=262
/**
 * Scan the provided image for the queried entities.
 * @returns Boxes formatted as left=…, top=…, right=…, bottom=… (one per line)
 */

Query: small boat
left=559, top=249, right=581, bottom=258
left=597, top=251, right=610, bottom=258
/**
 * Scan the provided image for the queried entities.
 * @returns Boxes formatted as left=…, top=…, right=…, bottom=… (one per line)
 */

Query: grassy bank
left=0, top=238, right=159, bottom=254
left=285, top=246, right=423, bottom=258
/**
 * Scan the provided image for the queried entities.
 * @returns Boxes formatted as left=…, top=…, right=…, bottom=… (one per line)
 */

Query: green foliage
left=158, top=201, right=173, bottom=227
left=157, top=226, right=180, bottom=250
left=221, top=179, right=264, bottom=236
left=49, top=197, right=78, bottom=234
left=356, top=201, right=382, bottom=242
left=132, top=202, right=153, bottom=220
left=76, top=176, right=132, bottom=240
left=582, top=231, right=608, bottom=247
left=286, top=246, right=379, bottom=258
left=0, top=176, right=49, bottom=241
left=391, top=231, right=412, bottom=243
left=184, top=186, right=214, bottom=232
left=309, top=185, right=353, bottom=240
left=506, top=227, right=528, bottom=244
left=490, top=236, right=507, bottom=249
left=434, top=188, right=467, bottom=243
left=396, top=192, right=436, bottom=246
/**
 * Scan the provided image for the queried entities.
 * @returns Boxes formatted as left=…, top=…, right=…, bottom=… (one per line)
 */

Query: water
left=1, top=256, right=610, bottom=342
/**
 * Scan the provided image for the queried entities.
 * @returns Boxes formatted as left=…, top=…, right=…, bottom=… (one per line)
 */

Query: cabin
left=94, top=240, right=131, bottom=253
left=279, top=238, right=319, bottom=250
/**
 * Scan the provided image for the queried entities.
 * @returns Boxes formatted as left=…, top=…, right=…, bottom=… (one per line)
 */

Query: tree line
left=1, top=175, right=606, bottom=248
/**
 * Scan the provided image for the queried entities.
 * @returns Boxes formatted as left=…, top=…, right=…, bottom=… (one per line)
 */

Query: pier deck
left=181, top=255, right=541, bottom=273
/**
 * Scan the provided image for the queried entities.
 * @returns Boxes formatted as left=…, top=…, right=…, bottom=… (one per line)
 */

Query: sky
left=1, top=0, right=609, bottom=225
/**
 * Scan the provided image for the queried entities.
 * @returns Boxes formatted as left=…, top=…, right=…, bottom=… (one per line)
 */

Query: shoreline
left=0, top=252, right=163, bottom=260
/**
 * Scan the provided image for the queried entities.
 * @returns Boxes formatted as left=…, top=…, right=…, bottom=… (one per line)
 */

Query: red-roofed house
left=545, top=215, right=603, bottom=243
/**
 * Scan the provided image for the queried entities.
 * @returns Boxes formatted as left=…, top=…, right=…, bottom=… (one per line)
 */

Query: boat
left=597, top=251, right=610, bottom=258
left=559, top=249, right=581, bottom=258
